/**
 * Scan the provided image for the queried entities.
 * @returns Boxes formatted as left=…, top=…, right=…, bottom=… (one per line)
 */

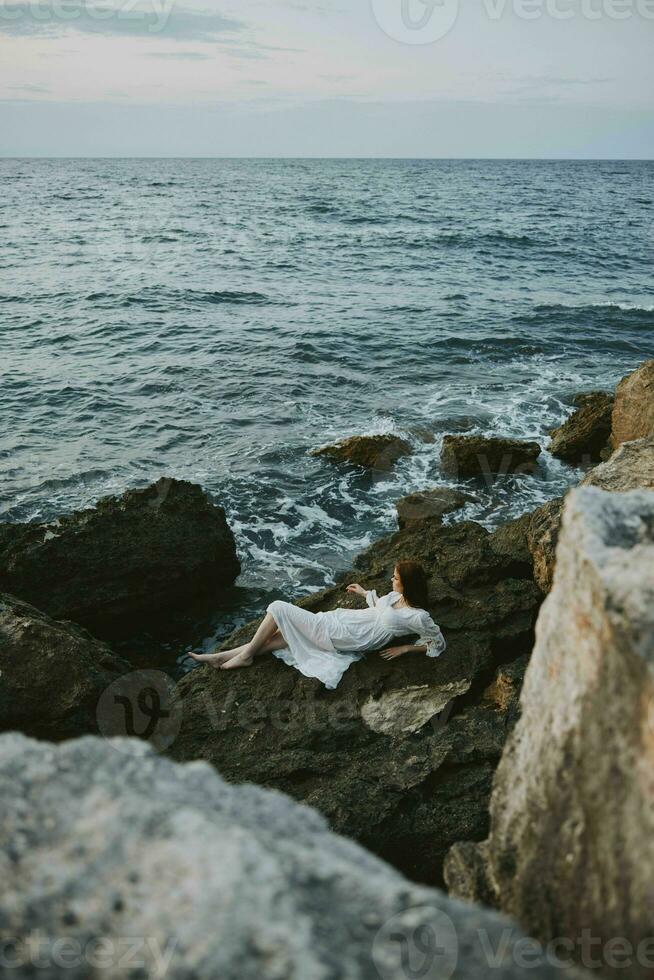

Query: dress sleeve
left=365, top=590, right=379, bottom=608
left=414, top=610, right=446, bottom=658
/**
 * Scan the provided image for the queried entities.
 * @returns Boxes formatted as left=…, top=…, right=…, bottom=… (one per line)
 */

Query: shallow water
left=1, top=157, right=653, bottom=652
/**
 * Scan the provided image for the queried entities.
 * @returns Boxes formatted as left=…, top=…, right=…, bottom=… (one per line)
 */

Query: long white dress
left=267, top=590, right=446, bottom=690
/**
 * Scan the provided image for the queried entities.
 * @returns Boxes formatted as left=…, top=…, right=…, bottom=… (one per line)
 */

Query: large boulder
left=171, top=516, right=541, bottom=885
left=0, top=734, right=588, bottom=980
left=526, top=435, right=654, bottom=595
left=581, top=434, right=654, bottom=492
left=0, top=593, right=130, bottom=741
left=0, top=478, right=240, bottom=639
left=440, top=435, right=541, bottom=478
left=548, top=391, right=613, bottom=463
left=395, top=487, right=477, bottom=529
left=610, top=358, right=654, bottom=448
left=447, top=487, right=654, bottom=980
left=312, top=433, right=412, bottom=470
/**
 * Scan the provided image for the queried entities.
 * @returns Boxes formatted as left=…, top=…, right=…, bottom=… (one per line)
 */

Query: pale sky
left=1, top=0, right=653, bottom=156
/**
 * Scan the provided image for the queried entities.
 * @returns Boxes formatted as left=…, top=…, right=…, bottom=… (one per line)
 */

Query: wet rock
left=440, top=435, right=542, bottom=478
left=312, top=433, right=412, bottom=470
left=0, top=478, right=240, bottom=639
left=395, top=487, right=476, bottom=529
left=0, top=734, right=587, bottom=980
left=448, top=487, right=654, bottom=980
left=548, top=391, right=613, bottom=463
left=171, top=516, right=541, bottom=886
left=610, top=358, right=654, bottom=449
left=0, top=593, right=130, bottom=741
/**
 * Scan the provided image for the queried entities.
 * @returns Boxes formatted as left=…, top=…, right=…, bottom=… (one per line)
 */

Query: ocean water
left=1, top=158, right=653, bottom=647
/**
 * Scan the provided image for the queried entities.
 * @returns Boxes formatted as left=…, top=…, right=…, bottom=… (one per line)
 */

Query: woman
left=190, top=560, right=446, bottom=690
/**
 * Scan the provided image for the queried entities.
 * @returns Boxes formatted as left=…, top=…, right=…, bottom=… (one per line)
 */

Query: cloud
left=0, top=2, right=245, bottom=40
left=145, top=49, right=210, bottom=59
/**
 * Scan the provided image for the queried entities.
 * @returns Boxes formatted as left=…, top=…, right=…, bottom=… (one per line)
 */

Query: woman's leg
left=190, top=617, right=287, bottom=671
left=221, top=613, right=283, bottom=670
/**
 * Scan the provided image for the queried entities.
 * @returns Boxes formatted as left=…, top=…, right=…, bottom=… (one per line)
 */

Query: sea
left=1, top=158, right=653, bottom=659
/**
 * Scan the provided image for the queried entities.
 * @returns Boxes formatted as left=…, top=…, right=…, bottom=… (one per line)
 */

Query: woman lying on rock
left=190, top=560, right=446, bottom=690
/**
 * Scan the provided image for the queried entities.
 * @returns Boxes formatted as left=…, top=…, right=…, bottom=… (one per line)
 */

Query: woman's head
left=392, top=560, right=429, bottom=609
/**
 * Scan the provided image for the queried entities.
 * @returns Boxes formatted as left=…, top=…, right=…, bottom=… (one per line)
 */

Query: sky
left=0, top=0, right=653, bottom=156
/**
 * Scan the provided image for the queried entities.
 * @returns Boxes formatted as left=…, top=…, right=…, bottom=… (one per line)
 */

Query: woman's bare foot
left=221, top=648, right=254, bottom=670
left=189, top=645, right=247, bottom=669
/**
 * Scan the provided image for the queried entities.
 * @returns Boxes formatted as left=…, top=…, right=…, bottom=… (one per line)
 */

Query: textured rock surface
left=0, top=593, right=130, bottom=741
left=548, top=391, right=613, bottom=463
left=581, top=434, right=654, bottom=493
left=0, top=478, right=240, bottom=639
left=171, top=516, right=541, bottom=885
left=396, top=487, right=476, bottom=529
left=440, top=435, right=541, bottom=478
left=449, top=487, right=654, bottom=980
left=312, top=433, right=412, bottom=469
left=527, top=435, right=654, bottom=594
left=610, top=358, right=654, bottom=448
left=525, top=498, right=565, bottom=594
left=0, top=734, right=588, bottom=980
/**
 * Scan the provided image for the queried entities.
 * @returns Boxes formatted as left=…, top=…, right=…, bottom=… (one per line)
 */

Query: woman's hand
left=379, top=645, right=409, bottom=660
left=346, top=583, right=366, bottom=596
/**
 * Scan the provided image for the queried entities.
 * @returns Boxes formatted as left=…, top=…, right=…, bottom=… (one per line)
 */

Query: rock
left=0, top=734, right=588, bottom=980
left=582, top=434, right=654, bottom=492
left=487, top=513, right=533, bottom=576
left=610, top=358, right=654, bottom=448
left=0, top=593, right=130, bottom=741
left=444, top=840, right=495, bottom=908
left=395, top=487, right=476, bottom=529
left=361, top=680, right=472, bottom=735
left=0, top=478, right=240, bottom=639
left=440, top=435, right=542, bottom=478
left=171, top=517, right=541, bottom=886
left=312, top=433, right=412, bottom=470
left=526, top=436, right=654, bottom=595
left=548, top=391, right=614, bottom=463
left=449, top=487, right=654, bottom=980
left=525, top=498, right=565, bottom=594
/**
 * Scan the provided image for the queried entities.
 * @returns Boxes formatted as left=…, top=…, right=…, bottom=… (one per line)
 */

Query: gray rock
left=0, top=593, right=130, bottom=741
left=0, top=733, right=588, bottom=979
left=0, top=478, right=240, bottom=639
left=449, top=487, right=654, bottom=980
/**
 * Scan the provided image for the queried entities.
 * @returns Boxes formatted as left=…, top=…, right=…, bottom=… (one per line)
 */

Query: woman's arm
left=346, top=583, right=378, bottom=607
left=380, top=643, right=426, bottom=660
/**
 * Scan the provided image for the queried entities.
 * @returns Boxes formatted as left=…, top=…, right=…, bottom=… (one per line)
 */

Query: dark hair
left=395, top=560, right=429, bottom=610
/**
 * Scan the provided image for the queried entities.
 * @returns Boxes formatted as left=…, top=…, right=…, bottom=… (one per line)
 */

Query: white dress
left=267, top=590, right=446, bottom=690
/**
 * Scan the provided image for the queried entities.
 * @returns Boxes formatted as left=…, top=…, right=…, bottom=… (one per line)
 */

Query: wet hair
left=395, top=560, right=429, bottom=610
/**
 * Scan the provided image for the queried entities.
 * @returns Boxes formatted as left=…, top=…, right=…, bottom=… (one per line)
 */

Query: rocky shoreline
left=1, top=358, right=653, bottom=978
